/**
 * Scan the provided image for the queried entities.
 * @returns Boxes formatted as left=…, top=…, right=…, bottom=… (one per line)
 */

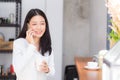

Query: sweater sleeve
left=46, top=51, right=55, bottom=77
left=12, top=39, right=36, bottom=77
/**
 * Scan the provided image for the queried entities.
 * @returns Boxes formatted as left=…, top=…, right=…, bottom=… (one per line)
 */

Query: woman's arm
left=46, top=52, right=55, bottom=76
left=12, top=38, right=36, bottom=76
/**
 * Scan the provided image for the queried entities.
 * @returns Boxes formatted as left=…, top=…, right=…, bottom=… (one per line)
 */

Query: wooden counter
left=75, top=57, right=102, bottom=80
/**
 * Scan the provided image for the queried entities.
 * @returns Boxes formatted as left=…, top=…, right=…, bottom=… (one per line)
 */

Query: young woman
left=12, top=9, right=55, bottom=80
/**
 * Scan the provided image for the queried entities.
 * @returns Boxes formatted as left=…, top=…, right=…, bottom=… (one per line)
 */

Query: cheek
left=28, top=25, right=34, bottom=30
left=41, top=26, right=46, bottom=31
left=30, top=27, right=38, bottom=31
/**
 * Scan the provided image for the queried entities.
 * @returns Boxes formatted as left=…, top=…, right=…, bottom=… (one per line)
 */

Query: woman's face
left=28, top=15, right=46, bottom=38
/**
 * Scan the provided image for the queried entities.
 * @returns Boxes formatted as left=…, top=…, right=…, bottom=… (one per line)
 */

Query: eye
left=32, top=23, right=37, bottom=25
left=41, top=23, right=44, bottom=25
left=41, top=22, right=45, bottom=25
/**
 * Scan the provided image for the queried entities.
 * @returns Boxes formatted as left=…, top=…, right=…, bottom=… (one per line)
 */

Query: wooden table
left=75, top=57, right=102, bottom=80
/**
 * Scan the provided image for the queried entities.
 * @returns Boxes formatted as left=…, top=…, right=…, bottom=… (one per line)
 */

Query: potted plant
left=106, top=0, right=120, bottom=48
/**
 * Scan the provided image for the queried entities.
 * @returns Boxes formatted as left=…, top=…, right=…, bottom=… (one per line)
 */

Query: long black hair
left=18, top=8, right=52, bottom=56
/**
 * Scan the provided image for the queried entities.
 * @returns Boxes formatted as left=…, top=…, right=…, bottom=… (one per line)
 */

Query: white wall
left=22, top=0, right=45, bottom=25
left=46, top=0, right=63, bottom=80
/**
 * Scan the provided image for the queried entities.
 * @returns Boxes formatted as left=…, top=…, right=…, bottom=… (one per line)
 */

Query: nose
left=36, top=25, right=41, bottom=29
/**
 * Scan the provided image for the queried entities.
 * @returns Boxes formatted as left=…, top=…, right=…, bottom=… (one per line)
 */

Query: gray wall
left=63, top=0, right=107, bottom=78
left=63, top=0, right=90, bottom=65
left=89, top=0, right=107, bottom=55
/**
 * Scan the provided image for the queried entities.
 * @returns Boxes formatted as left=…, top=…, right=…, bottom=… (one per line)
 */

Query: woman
left=12, top=9, right=55, bottom=80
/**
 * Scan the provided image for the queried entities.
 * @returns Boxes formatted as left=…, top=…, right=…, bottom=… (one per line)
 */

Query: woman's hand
left=26, top=29, right=35, bottom=45
left=40, top=61, right=49, bottom=73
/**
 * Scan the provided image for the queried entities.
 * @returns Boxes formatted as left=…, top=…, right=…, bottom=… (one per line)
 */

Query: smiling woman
left=27, top=15, right=46, bottom=42
left=12, top=9, right=55, bottom=80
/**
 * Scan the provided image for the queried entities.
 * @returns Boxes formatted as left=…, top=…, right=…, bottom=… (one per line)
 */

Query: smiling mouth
left=34, top=31, right=42, bottom=34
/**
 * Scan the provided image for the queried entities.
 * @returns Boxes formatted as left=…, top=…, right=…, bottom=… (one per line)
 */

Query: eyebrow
left=31, top=20, right=45, bottom=23
left=40, top=21, right=45, bottom=22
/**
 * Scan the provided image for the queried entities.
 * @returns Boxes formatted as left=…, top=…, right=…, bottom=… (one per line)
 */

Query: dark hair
left=18, top=8, right=52, bottom=55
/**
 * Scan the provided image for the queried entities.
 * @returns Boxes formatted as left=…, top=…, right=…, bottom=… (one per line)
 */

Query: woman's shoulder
left=14, top=38, right=27, bottom=44
left=14, top=38, right=26, bottom=42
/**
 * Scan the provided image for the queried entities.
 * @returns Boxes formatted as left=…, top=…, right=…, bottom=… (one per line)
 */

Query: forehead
left=30, top=15, right=45, bottom=22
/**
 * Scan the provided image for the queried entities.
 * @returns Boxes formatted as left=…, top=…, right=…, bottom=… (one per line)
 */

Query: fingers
left=42, top=61, right=47, bottom=65
left=40, top=61, right=49, bottom=73
left=40, top=65, right=49, bottom=73
left=27, top=29, right=34, bottom=37
left=26, top=29, right=35, bottom=44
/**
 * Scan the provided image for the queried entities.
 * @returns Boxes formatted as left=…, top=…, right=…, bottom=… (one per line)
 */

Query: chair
left=64, top=65, right=79, bottom=80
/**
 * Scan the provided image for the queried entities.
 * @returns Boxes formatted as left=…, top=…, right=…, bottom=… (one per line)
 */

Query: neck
left=33, top=37, right=40, bottom=51
left=34, top=37, right=39, bottom=44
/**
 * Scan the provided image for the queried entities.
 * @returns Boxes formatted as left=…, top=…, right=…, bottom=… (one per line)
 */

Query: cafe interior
left=0, top=0, right=120, bottom=80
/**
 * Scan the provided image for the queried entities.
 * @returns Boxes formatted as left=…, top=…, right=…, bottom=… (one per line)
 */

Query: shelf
left=0, top=0, right=21, bottom=52
left=0, top=49, right=12, bottom=53
left=0, top=75, right=16, bottom=80
left=0, top=24, right=20, bottom=27
left=0, top=41, right=13, bottom=53
left=0, top=0, right=21, bottom=3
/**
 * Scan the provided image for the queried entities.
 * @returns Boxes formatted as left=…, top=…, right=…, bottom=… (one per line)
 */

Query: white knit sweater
left=12, top=38, right=55, bottom=80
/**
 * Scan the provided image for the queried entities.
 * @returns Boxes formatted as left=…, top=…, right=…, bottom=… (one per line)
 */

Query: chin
left=35, top=34, right=43, bottom=38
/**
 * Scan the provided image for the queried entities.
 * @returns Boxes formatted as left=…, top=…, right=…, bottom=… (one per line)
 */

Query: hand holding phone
left=26, top=29, right=35, bottom=45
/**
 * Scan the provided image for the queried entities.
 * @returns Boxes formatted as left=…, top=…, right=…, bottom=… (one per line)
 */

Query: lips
left=34, top=31, right=42, bottom=35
